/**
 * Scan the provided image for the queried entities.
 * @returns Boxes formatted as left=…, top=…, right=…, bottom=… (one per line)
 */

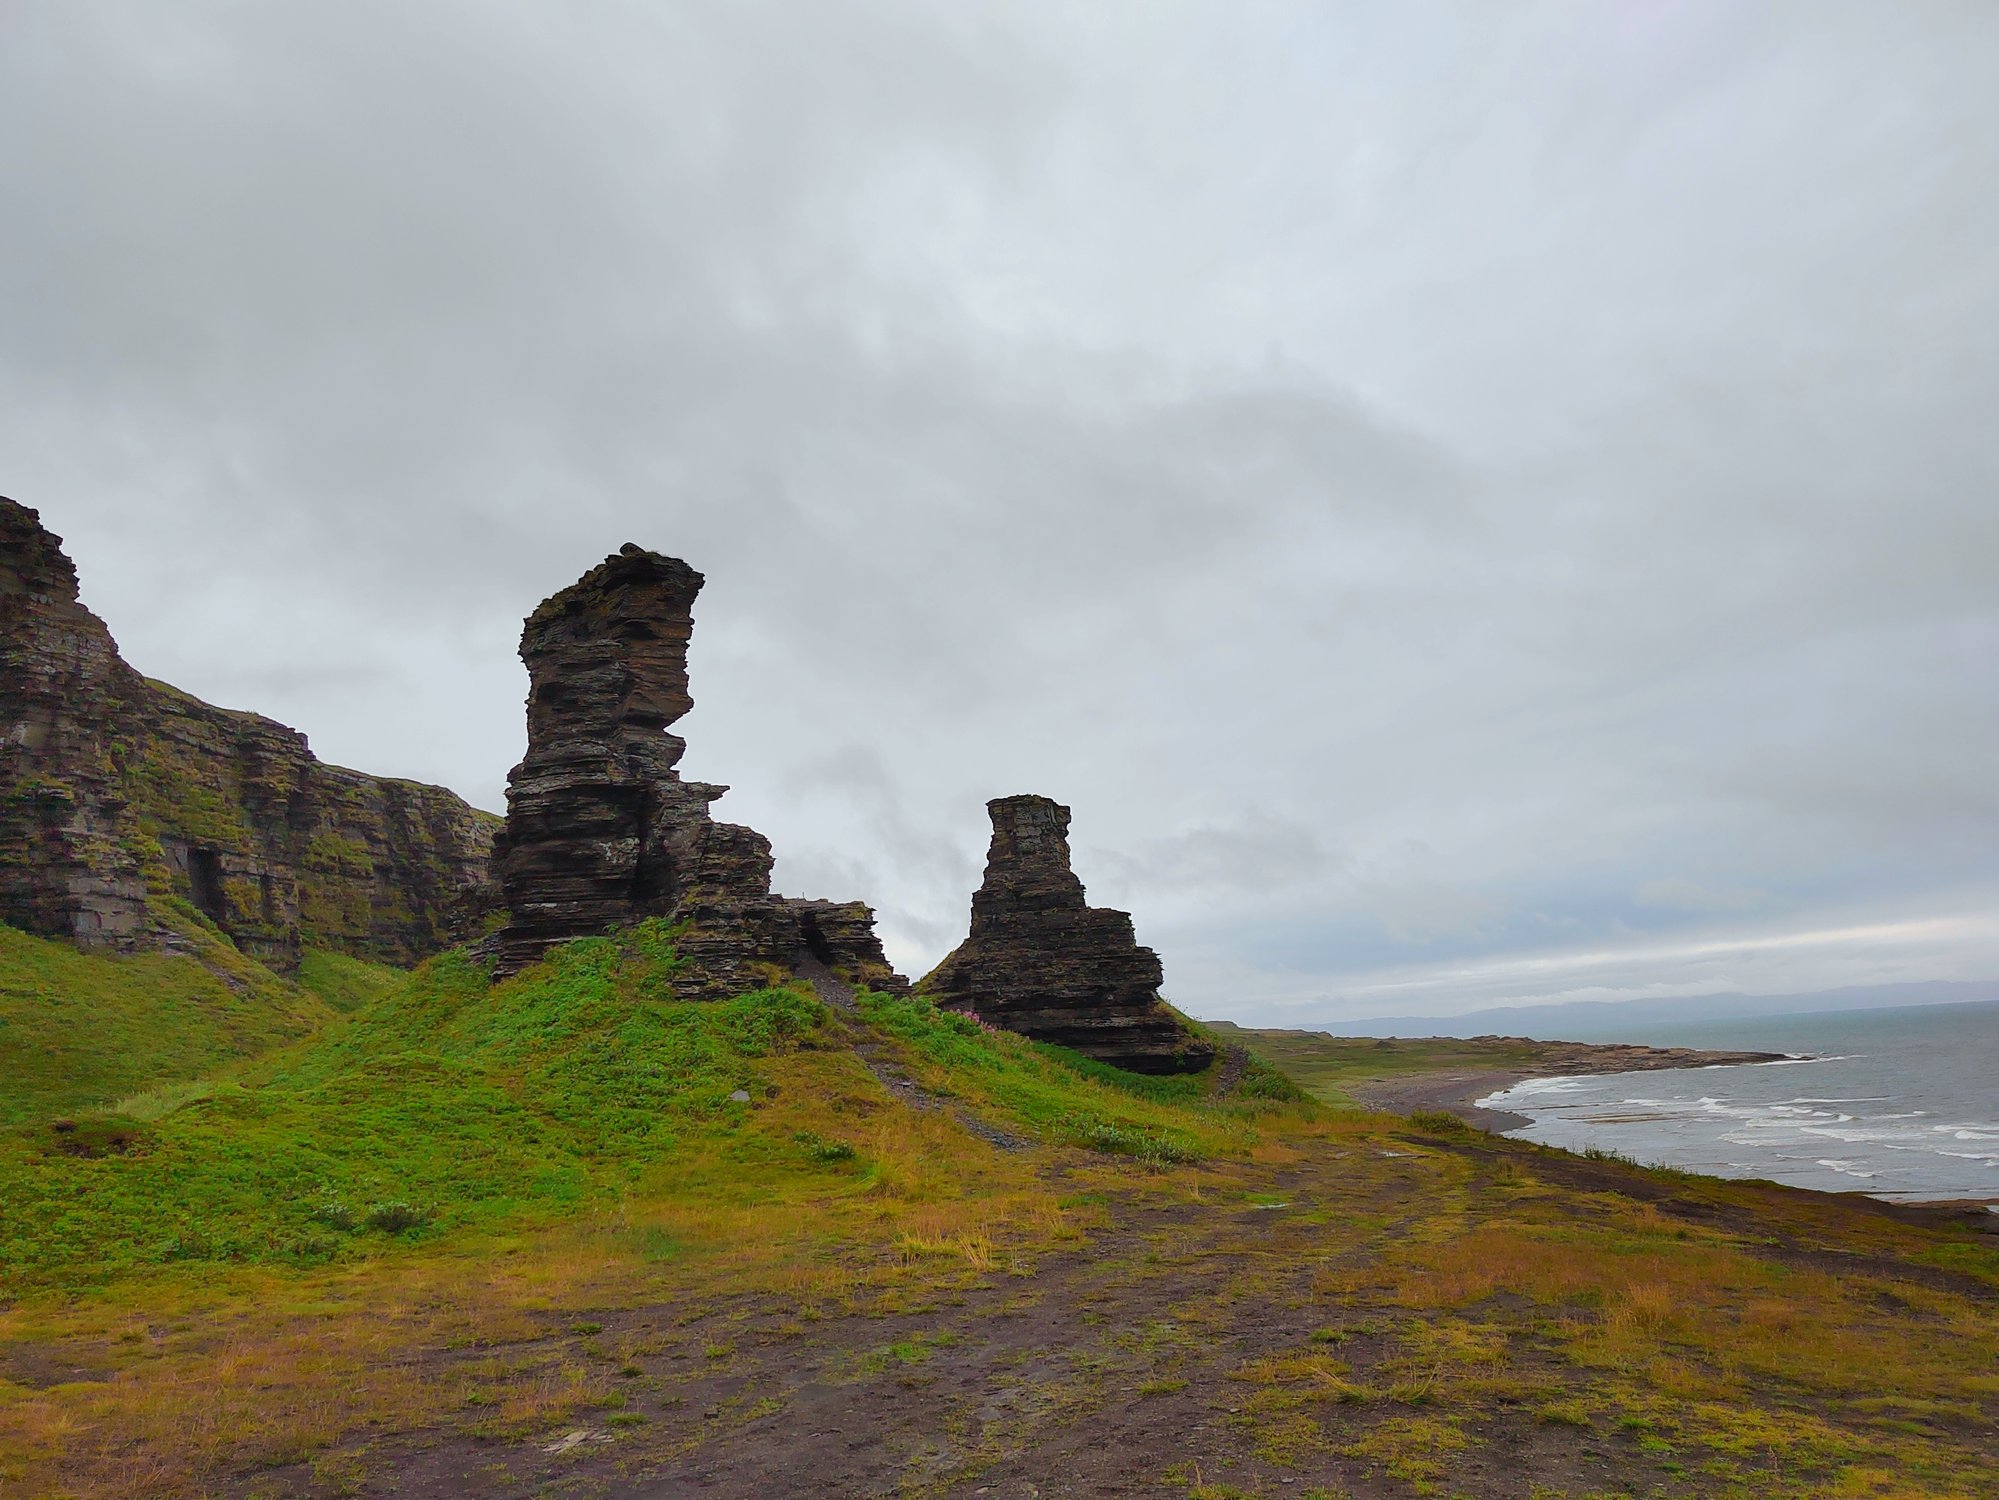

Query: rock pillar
left=919, top=795, right=1214, bottom=1074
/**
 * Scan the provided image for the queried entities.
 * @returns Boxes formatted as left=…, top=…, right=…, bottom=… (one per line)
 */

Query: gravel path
left=792, top=949, right=1026, bottom=1152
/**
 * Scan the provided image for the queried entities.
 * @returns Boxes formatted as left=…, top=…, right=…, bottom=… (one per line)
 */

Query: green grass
left=1205, top=1021, right=1554, bottom=1107
left=0, top=923, right=842, bottom=1288
left=0, top=920, right=1308, bottom=1293
left=0, top=921, right=329, bottom=1127
left=294, top=948, right=405, bottom=1013
left=1038, top=1018, right=1304, bottom=1107
left=853, top=989, right=1306, bottom=1157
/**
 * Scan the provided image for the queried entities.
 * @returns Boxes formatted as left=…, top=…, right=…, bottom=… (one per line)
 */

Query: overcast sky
left=6, top=1, right=1997, bottom=1022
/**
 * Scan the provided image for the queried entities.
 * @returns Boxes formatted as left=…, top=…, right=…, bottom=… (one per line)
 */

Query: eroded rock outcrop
left=782, top=897, right=909, bottom=995
left=0, top=497, right=499, bottom=967
left=919, top=795, right=1215, bottom=1074
left=489, top=545, right=907, bottom=997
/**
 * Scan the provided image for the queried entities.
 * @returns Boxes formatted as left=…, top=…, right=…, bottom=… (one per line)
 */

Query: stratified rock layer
left=782, top=898, right=909, bottom=995
left=919, top=795, right=1215, bottom=1074
left=0, top=497, right=499, bottom=967
left=490, top=545, right=906, bottom=998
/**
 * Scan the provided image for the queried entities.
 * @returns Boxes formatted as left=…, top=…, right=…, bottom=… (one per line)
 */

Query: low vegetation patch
left=1067, top=1118, right=1205, bottom=1166
left=1406, top=1108, right=1476, bottom=1135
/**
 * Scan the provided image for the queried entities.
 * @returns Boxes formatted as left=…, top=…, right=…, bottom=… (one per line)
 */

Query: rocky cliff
left=489, top=544, right=906, bottom=997
left=783, top=898, right=910, bottom=996
left=918, top=795, right=1215, bottom=1074
left=0, top=497, right=499, bottom=968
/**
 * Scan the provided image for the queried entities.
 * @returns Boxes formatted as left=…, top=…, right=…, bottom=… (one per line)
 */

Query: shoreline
left=1348, top=1049, right=1999, bottom=1225
left=1343, top=1039, right=1788, bottom=1133
left=1344, top=1066, right=1542, bottom=1131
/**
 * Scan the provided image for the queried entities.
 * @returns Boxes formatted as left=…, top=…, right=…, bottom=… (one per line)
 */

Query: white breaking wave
left=1477, top=1012, right=1999, bottom=1203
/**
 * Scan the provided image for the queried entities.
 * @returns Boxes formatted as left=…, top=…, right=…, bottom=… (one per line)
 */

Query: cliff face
left=919, top=795, right=1215, bottom=1074
left=0, top=497, right=499, bottom=968
left=490, top=544, right=906, bottom=997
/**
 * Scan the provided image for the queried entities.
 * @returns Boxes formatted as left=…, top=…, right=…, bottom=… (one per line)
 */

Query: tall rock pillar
left=490, top=544, right=793, bottom=991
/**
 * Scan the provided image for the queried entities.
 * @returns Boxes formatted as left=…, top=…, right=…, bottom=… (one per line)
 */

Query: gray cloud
left=5, top=1, right=1997, bottom=1018
left=1086, top=812, right=1336, bottom=902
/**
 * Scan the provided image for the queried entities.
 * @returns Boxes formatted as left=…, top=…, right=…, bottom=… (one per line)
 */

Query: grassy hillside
left=293, top=947, right=404, bottom=1014
left=0, top=921, right=331, bottom=1126
left=0, top=921, right=1298, bottom=1292
left=1, top=927, right=1995, bottom=1500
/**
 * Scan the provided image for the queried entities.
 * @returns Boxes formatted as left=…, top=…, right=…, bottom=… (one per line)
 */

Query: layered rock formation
left=489, top=545, right=906, bottom=997
left=782, top=898, right=909, bottom=996
left=919, top=795, right=1215, bottom=1074
left=0, top=497, right=499, bottom=968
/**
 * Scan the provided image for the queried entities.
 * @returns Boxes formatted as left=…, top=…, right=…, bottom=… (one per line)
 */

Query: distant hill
left=1291, top=979, right=1999, bottom=1041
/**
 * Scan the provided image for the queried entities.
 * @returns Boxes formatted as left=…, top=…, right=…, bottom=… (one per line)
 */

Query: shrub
left=157, top=1226, right=214, bottom=1262
left=1068, top=1118, right=1203, bottom=1167
left=714, top=986, right=826, bottom=1057
left=1409, top=1109, right=1474, bottom=1135
left=1229, top=1061, right=1308, bottom=1102
left=362, top=1201, right=429, bottom=1234
left=310, top=1200, right=358, bottom=1232
left=288, top=1233, right=341, bottom=1266
left=793, top=1130, right=857, bottom=1163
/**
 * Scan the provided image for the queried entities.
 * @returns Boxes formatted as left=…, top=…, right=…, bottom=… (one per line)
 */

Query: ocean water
left=1477, top=999, right=1999, bottom=1203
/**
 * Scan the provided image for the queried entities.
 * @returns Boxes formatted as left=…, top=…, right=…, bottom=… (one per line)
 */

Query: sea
left=1477, top=999, right=1999, bottom=1203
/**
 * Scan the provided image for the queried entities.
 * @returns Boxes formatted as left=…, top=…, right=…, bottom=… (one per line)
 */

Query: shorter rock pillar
left=918, top=795, right=1214, bottom=1074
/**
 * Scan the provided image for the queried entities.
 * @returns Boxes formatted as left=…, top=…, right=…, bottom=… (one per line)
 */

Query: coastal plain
left=3, top=925, right=1997, bottom=1500
left=1202, top=1025, right=1788, bottom=1133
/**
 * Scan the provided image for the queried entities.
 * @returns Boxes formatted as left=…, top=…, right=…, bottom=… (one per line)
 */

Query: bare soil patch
left=225, top=1133, right=1999, bottom=1500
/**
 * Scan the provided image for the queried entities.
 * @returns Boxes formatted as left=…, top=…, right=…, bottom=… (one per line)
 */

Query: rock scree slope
left=919, top=793, right=1216, bottom=1074
left=488, top=542, right=905, bottom=995
left=0, top=496, right=497, bottom=969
